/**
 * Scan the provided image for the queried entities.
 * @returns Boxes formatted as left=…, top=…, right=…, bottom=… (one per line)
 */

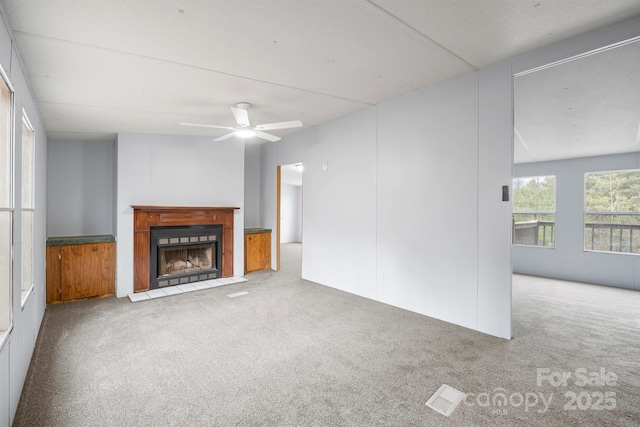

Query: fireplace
left=132, top=206, right=239, bottom=292
left=150, top=225, right=222, bottom=289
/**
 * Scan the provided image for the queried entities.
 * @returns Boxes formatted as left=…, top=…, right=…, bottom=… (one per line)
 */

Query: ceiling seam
left=47, top=130, right=115, bottom=135
left=361, top=0, right=478, bottom=71
left=12, top=30, right=377, bottom=107
left=36, top=101, right=327, bottom=128
left=35, top=100, right=254, bottom=118
left=513, top=35, right=640, bottom=77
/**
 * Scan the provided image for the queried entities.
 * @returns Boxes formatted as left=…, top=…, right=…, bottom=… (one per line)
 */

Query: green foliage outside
left=512, top=171, right=640, bottom=253
left=585, top=171, right=640, bottom=253
left=512, top=176, right=556, bottom=247
left=513, top=176, right=555, bottom=223
left=585, top=171, right=640, bottom=224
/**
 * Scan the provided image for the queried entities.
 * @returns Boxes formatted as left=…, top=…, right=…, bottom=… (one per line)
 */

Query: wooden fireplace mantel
left=132, top=206, right=239, bottom=292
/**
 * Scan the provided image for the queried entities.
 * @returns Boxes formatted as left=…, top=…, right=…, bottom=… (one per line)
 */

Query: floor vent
left=425, top=384, right=465, bottom=417
left=227, top=291, right=249, bottom=298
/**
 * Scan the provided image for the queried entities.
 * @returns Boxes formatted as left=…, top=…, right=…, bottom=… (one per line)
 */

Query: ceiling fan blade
left=231, top=107, right=250, bottom=127
left=255, top=130, right=281, bottom=142
left=255, top=120, right=303, bottom=131
left=213, top=132, right=236, bottom=142
left=180, top=122, right=234, bottom=130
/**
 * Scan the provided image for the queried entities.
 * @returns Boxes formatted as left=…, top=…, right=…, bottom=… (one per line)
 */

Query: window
left=512, top=175, right=556, bottom=247
left=21, top=112, right=35, bottom=304
left=584, top=170, right=640, bottom=254
left=0, top=66, right=13, bottom=337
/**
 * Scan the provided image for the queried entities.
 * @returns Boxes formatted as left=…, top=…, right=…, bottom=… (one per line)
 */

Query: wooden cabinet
left=46, top=236, right=116, bottom=303
left=244, top=229, right=271, bottom=274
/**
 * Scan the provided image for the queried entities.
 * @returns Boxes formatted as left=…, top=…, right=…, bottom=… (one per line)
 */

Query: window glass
left=585, top=170, right=640, bottom=253
left=21, top=114, right=35, bottom=304
left=21, top=211, right=33, bottom=303
left=0, top=69, right=12, bottom=334
left=22, top=115, right=34, bottom=209
left=0, top=74, right=10, bottom=208
left=513, top=175, right=556, bottom=247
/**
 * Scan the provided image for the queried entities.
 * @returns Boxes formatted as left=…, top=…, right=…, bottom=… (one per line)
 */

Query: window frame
left=512, top=175, right=557, bottom=249
left=20, top=110, right=35, bottom=306
left=0, top=62, right=15, bottom=345
left=584, top=168, right=640, bottom=255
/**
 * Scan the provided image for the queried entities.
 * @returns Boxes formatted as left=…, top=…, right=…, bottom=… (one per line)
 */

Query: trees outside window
left=585, top=170, right=640, bottom=253
left=512, top=176, right=556, bottom=247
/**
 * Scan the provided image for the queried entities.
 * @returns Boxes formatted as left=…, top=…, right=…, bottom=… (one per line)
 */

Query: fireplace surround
left=132, top=206, right=239, bottom=292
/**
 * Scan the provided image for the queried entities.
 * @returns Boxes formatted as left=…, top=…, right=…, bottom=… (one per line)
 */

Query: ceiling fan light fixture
left=180, top=103, right=302, bottom=142
left=235, top=128, right=256, bottom=138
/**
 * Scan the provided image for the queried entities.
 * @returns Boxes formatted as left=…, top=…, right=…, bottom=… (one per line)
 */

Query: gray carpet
left=13, top=244, right=640, bottom=426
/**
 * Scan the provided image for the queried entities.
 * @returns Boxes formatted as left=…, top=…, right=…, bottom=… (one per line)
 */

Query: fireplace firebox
left=150, top=225, right=222, bottom=289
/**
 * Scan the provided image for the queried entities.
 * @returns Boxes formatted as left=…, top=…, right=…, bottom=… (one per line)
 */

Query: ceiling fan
left=180, top=102, right=303, bottom=142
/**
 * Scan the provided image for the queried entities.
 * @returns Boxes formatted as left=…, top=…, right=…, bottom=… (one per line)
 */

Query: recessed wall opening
left=513, top=36, right=640, bottom=287
left=277, top=163, right=303, bottom=272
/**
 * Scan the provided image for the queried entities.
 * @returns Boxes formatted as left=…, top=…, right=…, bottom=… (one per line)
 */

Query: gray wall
left=513, top=152, right=640, bottom=290
left=244, top=143, right=261, bottom=228
left=0, top=4, right=48, bottom=425
left=47, top=140, right=115, bottom=236
left=280, top=183, right=301, bottom=243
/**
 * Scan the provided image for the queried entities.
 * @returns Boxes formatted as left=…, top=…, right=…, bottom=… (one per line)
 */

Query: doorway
left=276, top=163, right=303, bottom=271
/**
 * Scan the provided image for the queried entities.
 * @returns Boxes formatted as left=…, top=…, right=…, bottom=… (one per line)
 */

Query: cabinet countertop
left=46, top=235, right=116, bottom=246
left=244, top=228, right=272, bottom=235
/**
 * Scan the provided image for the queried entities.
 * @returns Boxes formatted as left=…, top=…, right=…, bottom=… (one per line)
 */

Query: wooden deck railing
left=513, top=220, right=554, bottom=246
left=585, top=222, right=640, bottom=253
left=514, top=218, right=640, bottom=253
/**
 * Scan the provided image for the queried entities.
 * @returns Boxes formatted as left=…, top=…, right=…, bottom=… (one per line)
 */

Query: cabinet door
left=60, top=244, right=103, bottom=301
left=46, top=246, right=62, bottom=303
left=245, top=233, right=271, bottom=273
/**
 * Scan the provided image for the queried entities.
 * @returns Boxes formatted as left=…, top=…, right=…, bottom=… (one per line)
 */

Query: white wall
left=0, top=342, right=8, bottom=425
left=259, top=16, right=640, bottom=340
left=0, top=4, right=48, bottom=425
left=376, top=73, right=480, bottom=329
left=47, top=140, right=115, bottom=236
left=477, top=62, right=514, bottom=338
left=280, top=183, right=302, bottom=243
left=295, top=109, right=379, bottom=300
left=513, top=152, right=640, bottom=290
left=244, top=143, right=261, bottom=228
left=261, top=73, right=513, bottom=338
left=115, top=133, right=245, bottom=297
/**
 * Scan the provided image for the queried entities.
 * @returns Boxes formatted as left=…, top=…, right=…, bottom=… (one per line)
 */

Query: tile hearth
left=128, top=276, right=248, bottom=302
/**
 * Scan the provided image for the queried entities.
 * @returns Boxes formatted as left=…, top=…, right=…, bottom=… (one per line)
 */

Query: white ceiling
left=2, top=0, right=640, bottom=159
left=514, top=39, right=640, bottom=163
